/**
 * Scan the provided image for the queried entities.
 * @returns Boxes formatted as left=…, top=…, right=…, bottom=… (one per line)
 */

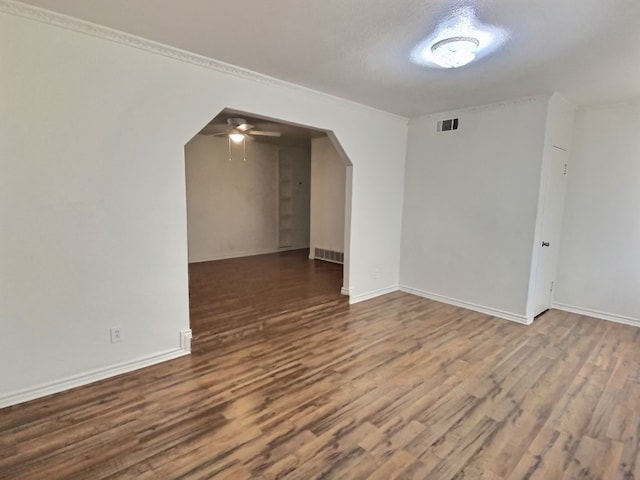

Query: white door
left=532, top=146, right=569, bottom=317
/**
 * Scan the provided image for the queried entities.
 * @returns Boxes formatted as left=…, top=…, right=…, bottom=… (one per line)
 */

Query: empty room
left=1, top=1, right=639, bottom=479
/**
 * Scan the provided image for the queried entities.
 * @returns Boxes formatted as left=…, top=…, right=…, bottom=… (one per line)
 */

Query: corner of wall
left=399, top=286, right=532, bottom=325
left=349, top=285, right=399, bottom=304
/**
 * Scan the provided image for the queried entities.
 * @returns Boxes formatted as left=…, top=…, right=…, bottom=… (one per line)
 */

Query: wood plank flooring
left=2, top=249, right=640, bottom=479
left=188, top=249, right=345, bottom=345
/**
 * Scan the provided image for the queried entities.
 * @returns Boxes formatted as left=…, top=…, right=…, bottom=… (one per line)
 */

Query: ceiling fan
left=200, top=117, right=282, bottom=161
left=202, top=117, right=281, bottom=143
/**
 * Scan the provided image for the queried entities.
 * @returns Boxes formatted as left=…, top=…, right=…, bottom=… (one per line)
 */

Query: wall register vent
left=437, top=118, right=459, bottom=132
left=314, top=248, right=344, bottom=264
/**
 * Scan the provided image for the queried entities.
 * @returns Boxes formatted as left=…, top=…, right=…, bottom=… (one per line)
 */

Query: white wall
left=0, top=7, right=407, bottom=406
left=310, top=137, right=346, bottom=256
left=400, top=98, right=549, bottom=321
left=185, top=135, right=285, bottom=263
left=554, top=101, right=640, bottom=323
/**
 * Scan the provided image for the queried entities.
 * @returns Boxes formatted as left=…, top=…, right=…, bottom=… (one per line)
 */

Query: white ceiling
left=17, top=0, right=640, bottom=117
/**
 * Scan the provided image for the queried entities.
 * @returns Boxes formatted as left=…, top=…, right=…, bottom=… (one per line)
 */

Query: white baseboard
left=350, top=285, right=399, bottom=304
left=399, top=285, right=532, bottom=325
left=189, top=246, right=306, bottom=264
left=341, top=287, right=352, bottom=296
left=552, top=302, right=640, bottom=328
left=0, top=346, right=190, bottom=409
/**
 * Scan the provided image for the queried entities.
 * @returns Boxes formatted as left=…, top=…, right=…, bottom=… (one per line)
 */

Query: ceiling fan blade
left=199, top=131, right=227, bottom=136
left=201, top=125, right=230, bottom=134
left=249, top=130, right=281, bottom=137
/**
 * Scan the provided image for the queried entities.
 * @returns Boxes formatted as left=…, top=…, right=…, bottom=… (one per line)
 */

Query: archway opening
left=184, top=108, right=353, bottom=347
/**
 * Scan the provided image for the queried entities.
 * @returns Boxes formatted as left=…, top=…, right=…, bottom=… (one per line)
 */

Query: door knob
left=542, top=241, right=550, bottom=247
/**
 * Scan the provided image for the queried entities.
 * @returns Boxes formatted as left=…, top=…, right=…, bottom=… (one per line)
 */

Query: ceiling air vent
left=436, top=118, right=459, bottom=132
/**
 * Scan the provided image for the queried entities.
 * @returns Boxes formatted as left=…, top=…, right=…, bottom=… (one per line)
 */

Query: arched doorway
left=184, top=108, right=354, bottom=346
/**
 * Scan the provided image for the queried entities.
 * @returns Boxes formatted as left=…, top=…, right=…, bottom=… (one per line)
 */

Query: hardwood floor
left=188, top=249, right=345, bottom=345
left=2, top=249, right=640, bottom=479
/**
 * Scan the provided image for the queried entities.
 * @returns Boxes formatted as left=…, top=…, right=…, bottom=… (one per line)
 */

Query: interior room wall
left=0, top=7, right=407, bottom=406
left=553, top=101, right=640, bottom=324
left=400, top=97, right=549, bottom=321
left=309, top=137, right=346, bottom=258
left=279, top=144, right=312, bottom=249
left=185, top=135, right=297, bottom=263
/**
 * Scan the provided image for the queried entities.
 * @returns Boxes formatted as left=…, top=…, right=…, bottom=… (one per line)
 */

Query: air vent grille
left=314, top=248, right=344, bottom=264
left=437, top=118, right=459, bottom=132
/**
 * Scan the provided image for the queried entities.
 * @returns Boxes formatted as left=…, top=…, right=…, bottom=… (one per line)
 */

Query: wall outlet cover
left=110, top=326, right=123, bottom=344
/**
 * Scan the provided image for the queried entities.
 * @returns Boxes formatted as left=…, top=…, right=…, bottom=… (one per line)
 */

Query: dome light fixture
left=431, top=36, right=480, bottom=68
left=410, top=6, right=508, bottom=69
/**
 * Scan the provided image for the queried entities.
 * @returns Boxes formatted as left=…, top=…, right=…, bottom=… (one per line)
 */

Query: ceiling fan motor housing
left=227, top=117, right=248, bottom=128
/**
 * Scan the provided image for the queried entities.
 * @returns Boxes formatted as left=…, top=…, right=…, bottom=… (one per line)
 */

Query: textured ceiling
left=16, top=0, right=640, bottom=117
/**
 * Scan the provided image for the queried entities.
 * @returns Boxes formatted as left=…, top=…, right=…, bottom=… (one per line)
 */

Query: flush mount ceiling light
left=411, top=6, right=508, bottom=69
left=431, top=36, right=480, bottom=68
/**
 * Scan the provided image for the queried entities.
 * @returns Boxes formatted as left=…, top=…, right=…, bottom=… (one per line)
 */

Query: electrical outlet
left=110, top=326, right=122, bottom=344
left=373, top=269, right=380, bottom=280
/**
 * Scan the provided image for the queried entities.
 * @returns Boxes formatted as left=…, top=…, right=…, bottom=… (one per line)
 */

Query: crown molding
left=0, top=0, right=281, bottom=85
left=413, top=94, right=550, bottom=121
left=0, top=0, right=407, bottom=122
left=576, top=97, right=640, bottom=113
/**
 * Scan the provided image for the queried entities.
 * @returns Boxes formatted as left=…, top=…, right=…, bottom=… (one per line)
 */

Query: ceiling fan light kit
left=215, top=117, right=282, bottom=139
left=202, top=117, right=281, bottom=138
left=201, top=116, right=283, bottom=162
left=228, top=134, right=246, bottom=162
left=200, top=116, right=288, bottom=161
